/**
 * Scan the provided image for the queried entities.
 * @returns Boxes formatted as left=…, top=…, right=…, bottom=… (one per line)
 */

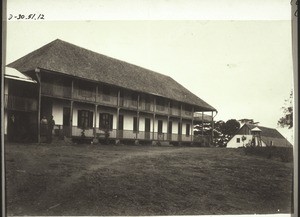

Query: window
left=78, top=110, right=93, bottom=129
left=236, top=138, right=241, bottom=143
left=133, top=117, right=138, bottom=132
left=186, top=124, right=190, bottom=136
left=158, top=120, right=163, bottom=134
left=99, top=113, right=113, bottom=130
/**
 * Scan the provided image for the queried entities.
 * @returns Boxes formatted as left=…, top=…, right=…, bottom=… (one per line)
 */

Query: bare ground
left=5, top=143, right=293, bottom=216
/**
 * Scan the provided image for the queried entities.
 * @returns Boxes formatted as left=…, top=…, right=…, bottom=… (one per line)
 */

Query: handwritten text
left=8, top=14, right=45, bottom=21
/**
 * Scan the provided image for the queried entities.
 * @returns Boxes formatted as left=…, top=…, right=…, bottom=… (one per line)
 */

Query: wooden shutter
left=109, top=114, right=113, bottom=130
left=158, top=120, right=163, bottom=134
left=89, top=111, right=93, bottom=128
left=186, top=124, right=190, bottom=136
left=99, top=113, right=111, bottom=130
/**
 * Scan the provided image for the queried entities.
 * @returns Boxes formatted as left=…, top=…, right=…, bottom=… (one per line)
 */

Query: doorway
left=63, top=107, right=71, bottom=137
left=168, top=121, right=172, bottom=140
left=118, top=114, right=124, bottom=138
left=145, top=118, right=151, bottom=140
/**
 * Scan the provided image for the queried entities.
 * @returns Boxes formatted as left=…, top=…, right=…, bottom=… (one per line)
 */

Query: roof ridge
left=246, top=123, right=278, bottom=130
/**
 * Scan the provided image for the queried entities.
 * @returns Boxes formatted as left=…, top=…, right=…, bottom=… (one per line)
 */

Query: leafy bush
left=244, top=146, right=293, bottom=162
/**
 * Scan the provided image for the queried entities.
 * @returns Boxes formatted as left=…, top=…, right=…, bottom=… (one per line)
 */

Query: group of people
left=40, top=115, right=55, bottom=143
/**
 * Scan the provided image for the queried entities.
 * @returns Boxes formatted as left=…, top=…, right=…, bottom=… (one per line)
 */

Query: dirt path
left=60, top=146, right=186, bottom=188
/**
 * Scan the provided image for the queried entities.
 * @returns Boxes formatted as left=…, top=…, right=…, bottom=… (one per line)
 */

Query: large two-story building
left=5, top=39, right=216, bottom=144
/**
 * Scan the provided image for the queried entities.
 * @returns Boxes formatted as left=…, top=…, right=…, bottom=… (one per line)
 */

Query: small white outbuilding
left=226, top=123, right=292, bottom=148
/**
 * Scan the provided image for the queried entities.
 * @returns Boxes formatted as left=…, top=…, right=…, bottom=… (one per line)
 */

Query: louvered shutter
left=78, top=110, right=82, bottom=128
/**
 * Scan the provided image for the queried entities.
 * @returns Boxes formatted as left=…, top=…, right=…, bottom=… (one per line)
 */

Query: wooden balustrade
left=40, top=82, right=196, bottom=118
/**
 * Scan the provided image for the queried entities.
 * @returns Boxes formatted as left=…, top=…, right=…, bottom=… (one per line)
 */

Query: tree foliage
left=278, top=90, right=293, bottom=129
left=194, top=119, right=240, bottom=147
left=223, top=119, right=240, bottom=137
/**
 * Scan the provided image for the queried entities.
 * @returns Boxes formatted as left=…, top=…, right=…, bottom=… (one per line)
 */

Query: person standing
left=8, top=114, right=16, bottom=142
left=47, top=115, right=55, bottom=143
left=40, top=116, right=48, bottom=142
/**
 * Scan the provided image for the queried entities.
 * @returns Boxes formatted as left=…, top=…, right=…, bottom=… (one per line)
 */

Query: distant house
left=227, top=123, right=292, bottom=148
left=5, top=39, right=216, bottom=144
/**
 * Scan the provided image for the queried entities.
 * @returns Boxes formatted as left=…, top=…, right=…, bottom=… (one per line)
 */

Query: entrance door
left=63, top=107, right=71, bottom=137
left=145, top=118, right=151, bottom=140
left=168, top=121, right=172, bottom=140
left=118, top=114, right=124, bottom=138
left=178, top=122, right=182, bottom=141
left=157, top=120, right=164, bottom=140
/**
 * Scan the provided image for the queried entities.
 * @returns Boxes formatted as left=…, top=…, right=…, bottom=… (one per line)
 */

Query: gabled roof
left=8, top=39, right=216, bottom=111
left=243, top=124, right=286, bottom=139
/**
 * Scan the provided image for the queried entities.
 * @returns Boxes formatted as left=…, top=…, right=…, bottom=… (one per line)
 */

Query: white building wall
left=139, top=116, right=145, bottom=132
left=227, top=135, right=253, bottom=148
left=123, top=113, right=135, bottom=131
left=227, top=134, right=291, bottom=148
left=182, top=123, right=186, bottom=135
left=52, top=101, right=70, bottom=125
left=162, top=119, right=168, bottom=133
left=172, top=120, right=179, bottom=134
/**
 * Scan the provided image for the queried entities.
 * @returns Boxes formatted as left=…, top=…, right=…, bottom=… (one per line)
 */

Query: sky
left=4, top=0, right=295, bottom=143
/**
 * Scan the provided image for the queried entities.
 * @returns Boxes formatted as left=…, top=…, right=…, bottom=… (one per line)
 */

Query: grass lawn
left=5, top=142, right=293, bottom=216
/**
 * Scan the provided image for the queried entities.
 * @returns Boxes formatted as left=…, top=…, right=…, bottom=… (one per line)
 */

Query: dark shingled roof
left=245, top=124, right=286, bottom=139
left=8, top=39, right=216, bottom=111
